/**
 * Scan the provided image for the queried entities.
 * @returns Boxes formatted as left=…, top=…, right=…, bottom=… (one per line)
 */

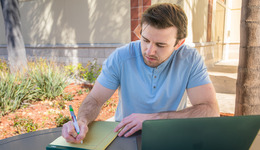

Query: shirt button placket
left=153, top=72, right=157, bottom=90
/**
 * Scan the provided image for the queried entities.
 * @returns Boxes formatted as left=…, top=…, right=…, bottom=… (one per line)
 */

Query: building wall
left=0, top=0, right=131, bottom=45
left=223, top=0, right=241, bottom=60
left=0, top=0, right=130, bottom=66
left=0, top=0, right=240, bottom=68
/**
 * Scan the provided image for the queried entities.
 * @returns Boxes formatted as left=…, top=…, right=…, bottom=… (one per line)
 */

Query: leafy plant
left=0, top=58, right=69, bottom=116
left=63, top=93, right=74, bottom=101
left=0, top=59, right=9, bottom=73
left=55, top=113, right=71, bottom=127
left=13, top=116, right=38, bottom=134
left=0, top=74, right=38, bottom=116
left=103, top=98, right=117, bottom=108
left=76, top=89, right=84, bottom=95
left=65, top=59, right=102, bottom=84
left=27, top=59, right=69, bottom=100
left=82, top=59, right=102, bottom=84
left=52, top=100, right=66, bottom=109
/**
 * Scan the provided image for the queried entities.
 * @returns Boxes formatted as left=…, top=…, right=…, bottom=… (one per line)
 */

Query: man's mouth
left=145, top=56, right=157, bottom=61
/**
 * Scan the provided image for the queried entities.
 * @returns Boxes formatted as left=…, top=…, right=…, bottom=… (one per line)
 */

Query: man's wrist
left=78, top=117, right=89, bottom=126
left=154, top=112, right=169, bottom=120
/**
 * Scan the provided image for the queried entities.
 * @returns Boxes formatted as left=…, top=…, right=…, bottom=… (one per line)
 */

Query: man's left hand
left=114, top=113, right=158, bottom=137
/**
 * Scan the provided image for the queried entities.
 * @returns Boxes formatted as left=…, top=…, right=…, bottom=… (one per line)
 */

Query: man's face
left=141, top=24, right=180, bottom=68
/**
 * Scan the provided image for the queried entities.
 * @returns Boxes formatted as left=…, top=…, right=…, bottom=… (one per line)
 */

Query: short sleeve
left=97, top=50, right=121, bottom=90
left=186, top=51, right=211, bottom=89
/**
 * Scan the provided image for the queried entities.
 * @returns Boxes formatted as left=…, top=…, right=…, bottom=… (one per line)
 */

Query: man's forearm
left=156, top=102, right=220, bottom=120
left=77, top=93, right=103, bottom=125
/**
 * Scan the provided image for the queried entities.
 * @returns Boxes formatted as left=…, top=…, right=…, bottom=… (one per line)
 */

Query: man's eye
left=157, top=44, right=164, bottom=48
left=143, top=39, right=149, bottom=43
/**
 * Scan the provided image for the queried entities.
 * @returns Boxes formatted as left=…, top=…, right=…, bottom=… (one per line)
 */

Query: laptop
left=141, top=115, right=260, bottom=150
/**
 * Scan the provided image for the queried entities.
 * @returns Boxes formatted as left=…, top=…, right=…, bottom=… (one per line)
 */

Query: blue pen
left=69, top=105, right=83, bottom=144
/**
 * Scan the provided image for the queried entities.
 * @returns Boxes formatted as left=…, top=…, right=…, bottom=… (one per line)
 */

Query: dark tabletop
left=0, top=128, right=142, bottom=150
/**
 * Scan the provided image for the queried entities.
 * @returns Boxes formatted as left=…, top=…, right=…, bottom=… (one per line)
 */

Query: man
left=62, top=3, right=219, bottom=143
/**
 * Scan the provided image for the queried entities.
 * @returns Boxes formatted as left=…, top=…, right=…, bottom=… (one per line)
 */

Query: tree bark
left=1, top=0, right=27, bottom=73
left=235, top=0, right=260, bottom=115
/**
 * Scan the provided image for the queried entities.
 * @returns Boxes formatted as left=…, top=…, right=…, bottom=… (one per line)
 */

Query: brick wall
left=131, top=0, right=151, bottom=41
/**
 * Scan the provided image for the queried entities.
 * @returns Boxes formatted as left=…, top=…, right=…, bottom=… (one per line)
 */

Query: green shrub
left=0, top=58, right=69, bottom=116
left=0, top=74, right=38, bottom=116
left=76, top=89, right=84, bottom=95
left=28, top=59, right=69, bottom=100
left=65, top=59, right=101, bottom=84
left=13, top=116, right=38, bottom=134
left=62, top=93, right=74, bottom=101
left=0, top=59, right=8, bottom=73
left=55, top=113, right=71, bottom=127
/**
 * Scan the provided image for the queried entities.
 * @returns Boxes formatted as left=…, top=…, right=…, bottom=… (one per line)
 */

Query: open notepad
left=46, top=121, right=119, bottom=150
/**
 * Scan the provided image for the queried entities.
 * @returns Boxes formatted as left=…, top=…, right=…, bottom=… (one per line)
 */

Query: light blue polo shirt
left=97, top=40, right=211, bottom=121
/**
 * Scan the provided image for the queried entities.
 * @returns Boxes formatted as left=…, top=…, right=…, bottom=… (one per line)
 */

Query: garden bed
left=0, top=83, right=118, bottom=140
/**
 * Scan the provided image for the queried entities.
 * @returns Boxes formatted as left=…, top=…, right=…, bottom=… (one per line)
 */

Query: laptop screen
left=142, top=115, right=260, bottom=150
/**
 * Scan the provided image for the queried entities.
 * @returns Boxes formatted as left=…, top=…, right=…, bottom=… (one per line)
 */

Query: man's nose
left=146, top=43, right=156, bottom=55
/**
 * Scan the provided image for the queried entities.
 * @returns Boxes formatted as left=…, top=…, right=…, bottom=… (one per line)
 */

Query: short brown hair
left=141, top=3, right=188, bottom=40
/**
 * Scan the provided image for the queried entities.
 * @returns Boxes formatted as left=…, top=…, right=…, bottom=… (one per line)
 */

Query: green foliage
left=65, top=59, right=101, bottom=84
left=63, top=93, right=74, bottom=101
left=0, top=58, right=69, bottom=116
left=0, top=59, right=9, bottom=73
left=0, top=74, right=38, bottom=116
left=13, top=116, right=38, bottom=134
left=103, top=98, right=117, bottom=107
left=55, top=113, right=71, bottom=127
left=76, top=89, right=84, bottom=95
left=51, top=100, right=66, bottom=109
left=28, top=59, right=69, bottom=100
left=58, top=100, right=66, bottom=109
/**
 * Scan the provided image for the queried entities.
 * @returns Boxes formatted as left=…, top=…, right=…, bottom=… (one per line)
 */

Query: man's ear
left=174, top=39, right=185, bottom=50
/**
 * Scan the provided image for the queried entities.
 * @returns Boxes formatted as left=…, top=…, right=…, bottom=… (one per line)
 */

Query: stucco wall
left=0, top=0, right=130, bottom=45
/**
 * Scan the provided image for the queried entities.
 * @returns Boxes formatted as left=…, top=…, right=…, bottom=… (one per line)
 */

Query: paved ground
left=186, top=93, right=235, bottom=114
left=216, top=93, right=235, bottom=114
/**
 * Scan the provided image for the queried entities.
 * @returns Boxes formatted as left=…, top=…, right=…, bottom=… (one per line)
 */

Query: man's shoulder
left=178, top=44, right=197, bottom=54
left=114, top=40, right=141, bottom=60
left=176, top=44, right=200, bottom=60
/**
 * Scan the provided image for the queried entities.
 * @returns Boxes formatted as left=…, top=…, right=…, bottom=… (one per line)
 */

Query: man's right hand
left=62, top=120, right=88, bottom=143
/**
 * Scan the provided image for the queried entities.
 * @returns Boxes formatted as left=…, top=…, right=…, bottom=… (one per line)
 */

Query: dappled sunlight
left=18, top=0, right=129, bottom=45
left=185, top=0, right=208, bottom=43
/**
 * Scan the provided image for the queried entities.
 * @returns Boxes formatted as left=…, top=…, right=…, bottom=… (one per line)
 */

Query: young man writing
left=62, top=3, right=219, bottom=143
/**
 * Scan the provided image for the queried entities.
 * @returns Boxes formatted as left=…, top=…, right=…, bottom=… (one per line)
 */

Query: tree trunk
left=235, top=0, right=260, bottom=115
left=0, top=0, right=27, bottom=73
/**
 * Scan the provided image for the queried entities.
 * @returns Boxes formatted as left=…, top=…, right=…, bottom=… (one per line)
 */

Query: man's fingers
left=62, top=120, right=89, bottom=144
left=124, top=124, right=142, bottom=137
left=117, top=122, right=136, bottom=137
left=114, top=116, right=133, bottom=132
left=77, top=122, right=88, bottom=142
left=62, top=121, right=78, bottom=143
left=67, top=121, right=78, bottom=137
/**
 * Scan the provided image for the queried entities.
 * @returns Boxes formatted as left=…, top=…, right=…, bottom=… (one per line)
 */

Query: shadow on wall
left=19, top=0, right=130, bottom=45
left=185, top=0, right=207, bottom=43
left=16, top=0, right=129, bottom=66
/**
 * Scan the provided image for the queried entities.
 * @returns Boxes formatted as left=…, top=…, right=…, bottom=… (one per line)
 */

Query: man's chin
left=144, top=60, right=159, bottom=68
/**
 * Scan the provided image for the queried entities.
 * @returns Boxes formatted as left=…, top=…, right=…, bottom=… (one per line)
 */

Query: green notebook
left=46, top=121, right=119, bottom=150
left=142, top=115, right=260, bottom=150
